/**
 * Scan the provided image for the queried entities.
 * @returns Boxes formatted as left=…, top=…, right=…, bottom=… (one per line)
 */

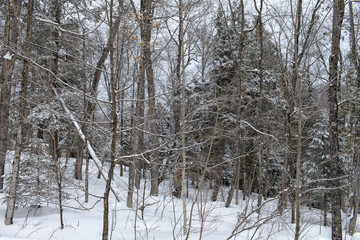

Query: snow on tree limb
left=53, top=87, right=121, bottom=202
left=240, top=120, right=278, bottom=142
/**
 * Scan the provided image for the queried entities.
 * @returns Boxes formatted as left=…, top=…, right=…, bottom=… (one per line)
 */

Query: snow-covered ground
left=0, top=158, right=355, bottom=239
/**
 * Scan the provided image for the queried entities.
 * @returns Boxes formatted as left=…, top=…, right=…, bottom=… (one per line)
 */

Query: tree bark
left=102, top=1, right=119, bottom=239
left=255, top=0, right=264, bottom=210
left=348, top=0, right=360, bottom=235
left=76, top=4, right=122, bottom=180
left=171, top=0, right=183, bottom=198
left=4, top=0, right=33, bottom=225
left=0, top=0, right=22, bottom=191
left=140, top=0, right=159, bottom=196
left=225, top=157, right=240, bottom=207
left=180, top=0, right=187, bottom=234
left=328, top=0, right=345, bottom=239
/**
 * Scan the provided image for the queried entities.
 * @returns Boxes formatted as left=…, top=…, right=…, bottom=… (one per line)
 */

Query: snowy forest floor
left=0, top=157, right=355, bottom=240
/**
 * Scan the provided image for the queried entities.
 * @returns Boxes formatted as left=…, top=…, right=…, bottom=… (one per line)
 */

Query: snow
left=0, top=151, right=354, bottom=240
left=3, top=52, right=13, bottom=61
left=0, top=155, right=354, bottom=240
left=352, top=233, right=360, bottom=240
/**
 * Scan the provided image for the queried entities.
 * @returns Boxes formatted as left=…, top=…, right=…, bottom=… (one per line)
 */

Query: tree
left=4, top=0, right=34, bottom=225
left=347, top=0, right=360, bottom=235
left=102, top=1, right=120, bottom=238
left=0, top=0, right=22, bottom=191
left=328, top=0, right=345, bottom=239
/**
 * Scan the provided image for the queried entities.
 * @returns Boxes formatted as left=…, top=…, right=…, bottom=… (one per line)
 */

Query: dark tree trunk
left=328, top=0, right=345, bottom=239
left=225, top=157, right=240, bottom=207
left=0, top=0, right=22, bottom=191
left=102, top=1, right=120, bottom=239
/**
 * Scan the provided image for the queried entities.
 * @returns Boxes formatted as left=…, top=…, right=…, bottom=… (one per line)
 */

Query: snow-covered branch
left=53, top=87, right=122, bottom=202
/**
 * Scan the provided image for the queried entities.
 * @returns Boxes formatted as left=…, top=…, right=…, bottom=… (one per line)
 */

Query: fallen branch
left=53, top=87, right=121, bottom=202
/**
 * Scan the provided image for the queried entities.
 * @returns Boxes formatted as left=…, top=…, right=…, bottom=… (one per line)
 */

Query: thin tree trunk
left=293, top=0, right=303, bottom=237
left=55, top=153, right=66, bottom=230
left=294, top=69, right=303, bottom=240
left=127, top=69, right=136, bottom=208
left=102, top=1, right=119, bottom=238
left=135, top=39, right=145, bottom=190
left=324, top=193, right=328, bottom=226
left=179, top=0, right=187, bottom=234
left=134, top=73, right=144, bottom=190
left=348, top=1, right=360, bottom=235
left=255, top=0, right=264, bottom=210
left=171, top=0, right=183, bottom=198
left=79, top=3, right=122, bottom=181
left=349, top=152, right=360, bottom=235
left=85, top=151, right=89, bottom=203
left=119, top=88, right=125, bottom=177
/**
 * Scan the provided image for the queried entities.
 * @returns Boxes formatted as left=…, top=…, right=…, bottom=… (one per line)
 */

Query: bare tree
left=348, top=0, right=360, bottom=236
left=140, top=0, right=160, bottom=196
left=328, top=0, right=345, bottom=239
left=4, top=0, right=34, bottom=225
left=0, top=0, right=22, bottom=191
left=75, top=0, right=122, bottom=181
left=102, top=1, right=121, bottom=239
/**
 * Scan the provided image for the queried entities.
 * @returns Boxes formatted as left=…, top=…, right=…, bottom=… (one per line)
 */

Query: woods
left=0, top=0, right=359, bottom=239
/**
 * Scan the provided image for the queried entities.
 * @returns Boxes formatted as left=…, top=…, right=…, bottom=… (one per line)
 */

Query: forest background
left=0, top=0, right=359, bottom=239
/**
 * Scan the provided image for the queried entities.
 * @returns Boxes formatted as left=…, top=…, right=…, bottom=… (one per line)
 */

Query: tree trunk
left=78, top=4, right=122, bottom=181
left=85, top=151, right=89, bottom=203
left=0, top=0, right=22, bottom=191
left=349, top=152, right=360, bottom=235
left=76, top=29, right=89, bottom=182
left=4, top=0, right=34, bottom=225
left=293, top=0, right=303, bottom=237
left=255, top=0, right=264, bottom=210
left=75, top=139, right=84, bottom=180
left=328, top=0, right=345, bottom=239
left=178, top=0, right=188, bottom=234
left=134, top=67, right=144, bottom=189
left=171, top=0, right=183, bottom=198
left=294, top=69, right=303, bottom=240
left=348, top=0, right=360, bottom=235
left=102, top=1, right=119, bottom=238
left=127, top=76, right=136, bottom=208
left=225, top=157, right=240, bottom=207
left=140, top=0, right=159, bottom=196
